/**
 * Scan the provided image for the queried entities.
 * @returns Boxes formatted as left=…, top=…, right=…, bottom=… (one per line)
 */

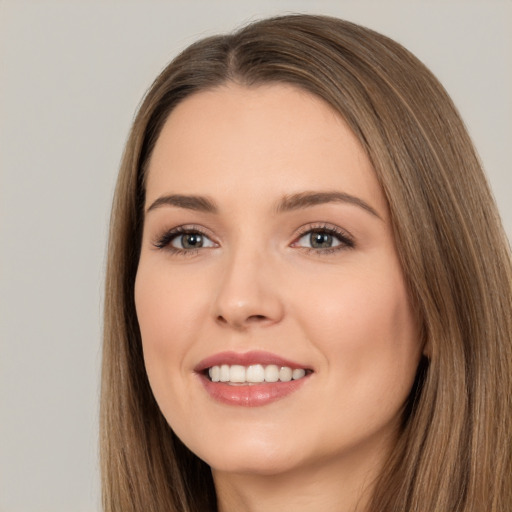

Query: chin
left=189, top=434, right=307, bottom=477
left=208, top=454, right=302, bottom=477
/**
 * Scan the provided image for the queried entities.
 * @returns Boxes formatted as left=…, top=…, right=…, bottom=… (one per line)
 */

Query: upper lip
left=194, top=350, right=312, bottom=373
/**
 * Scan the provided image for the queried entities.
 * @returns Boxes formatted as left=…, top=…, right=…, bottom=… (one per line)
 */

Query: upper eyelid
left=151, top=224, right=217, bottom=250
left=291, top=223, right=356, bottom=251
left=155, top=224, right=216, bottom=239
left=293, top=222, right=354, bottom=239
left=153, top=222, right=350, bottom=237
left=151, top=222, right=355, bottom=249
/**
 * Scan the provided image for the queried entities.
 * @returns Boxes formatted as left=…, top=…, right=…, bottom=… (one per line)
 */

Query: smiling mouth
left=206, top=364, right=312, bottom=385
left=196, top=352, right=313, bottom=406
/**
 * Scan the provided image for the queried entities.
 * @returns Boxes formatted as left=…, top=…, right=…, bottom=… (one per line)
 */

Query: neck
left=213, top=446, right=387, bottom=512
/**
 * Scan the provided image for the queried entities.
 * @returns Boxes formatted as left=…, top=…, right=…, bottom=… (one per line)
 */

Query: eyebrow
left=146, top=191, right=381, bottom=219
left=275, top=191, right=382, bottom=219
left=146, top=194, right=218, bottom=214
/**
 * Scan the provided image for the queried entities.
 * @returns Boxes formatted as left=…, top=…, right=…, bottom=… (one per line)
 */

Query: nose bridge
left=213, top=237, right=283, bottom=329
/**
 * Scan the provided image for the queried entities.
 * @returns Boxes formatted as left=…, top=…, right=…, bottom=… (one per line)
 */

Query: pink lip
left=194, top=351, right=313, bottom=407
left=194, top=350, right=310, bottom=372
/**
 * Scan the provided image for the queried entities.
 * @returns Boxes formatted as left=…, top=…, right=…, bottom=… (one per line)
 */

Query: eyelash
left=152, top=225, right=214, bottom=256
left=152, top=223, right=355, bottom=256
left=292, top=223, right=355, bottom=254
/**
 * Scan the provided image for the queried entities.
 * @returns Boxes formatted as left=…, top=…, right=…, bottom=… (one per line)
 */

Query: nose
left=213, top=245, right=285, bottom=330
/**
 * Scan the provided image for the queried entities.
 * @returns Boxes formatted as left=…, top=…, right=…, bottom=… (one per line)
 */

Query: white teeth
left=264, top=364, right=279, bottom=382
left=219, top=364, right=230, bottom=382
left=279, top=366, right=293, bottom=382
left=210, top=365, right=220, bottom=382
left=229, top=365, right=246, bottom=383
left=246, top=364, right=265, bottom=383
left=207, top=364, right=309, bottom=384
left=292, top=368, right=306, bottom=380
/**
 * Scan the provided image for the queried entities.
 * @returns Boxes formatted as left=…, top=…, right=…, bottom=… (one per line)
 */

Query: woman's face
left=135, top=83, right=422, bottom=478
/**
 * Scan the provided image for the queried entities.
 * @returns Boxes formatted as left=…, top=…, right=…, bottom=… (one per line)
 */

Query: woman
left=101, top=14, right=512, bottom=512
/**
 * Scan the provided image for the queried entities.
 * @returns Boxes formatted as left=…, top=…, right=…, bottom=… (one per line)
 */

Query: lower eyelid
left=170, top=233, right=216, bottom=249
left=151, top=225, right=217, bottom=250
left=151, top=224, right=354, bottom=254
left=296, top=232, right=342, bottom=247
left=292, top=226, right=355, bottom=249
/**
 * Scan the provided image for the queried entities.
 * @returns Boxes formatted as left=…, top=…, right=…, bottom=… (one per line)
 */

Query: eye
left=171, top=232, right=215, bottom=250
left=153, top=226, right=217, bottom=253
left=299, top=231, right=340, bottom=249
left=292, top=225, right=355, bottom=253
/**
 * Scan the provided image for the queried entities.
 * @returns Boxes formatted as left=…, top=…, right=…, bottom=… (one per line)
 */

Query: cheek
left=294, top=262, right=420, bottom=407
left=299, top=266, right=415, bottom=343
left=133, top=260, right=218, bottom=437
left=134, top=262, right=206, bottom=395
left=135, top=268, right=176, bottom=354
left=135, top=262, right=206, bottom=347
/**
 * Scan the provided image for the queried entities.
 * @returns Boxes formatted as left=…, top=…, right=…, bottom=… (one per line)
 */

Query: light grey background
left=0, top=1, right=510, bottom=511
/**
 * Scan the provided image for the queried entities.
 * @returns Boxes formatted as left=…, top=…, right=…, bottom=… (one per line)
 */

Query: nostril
left=244, top=314, right=272, bottom=326
left=216, top=315, right=228, bottom=325
left=216, top=313, right=269, bottom=328
left=248, top=315, right=267, bottom=321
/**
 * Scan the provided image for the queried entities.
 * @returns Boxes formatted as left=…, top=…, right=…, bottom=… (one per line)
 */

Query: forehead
left=145, top=83, right=387, bottom=216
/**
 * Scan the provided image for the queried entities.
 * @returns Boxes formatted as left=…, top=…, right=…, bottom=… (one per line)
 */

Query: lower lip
left=198, top=374, right=310, bottom=407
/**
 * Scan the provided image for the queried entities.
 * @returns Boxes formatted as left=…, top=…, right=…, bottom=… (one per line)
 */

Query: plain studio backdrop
left=0, top=1, right=510, bottom=511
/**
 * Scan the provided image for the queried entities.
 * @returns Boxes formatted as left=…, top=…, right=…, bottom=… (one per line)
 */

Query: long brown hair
left=101, top=14, right=512, bottom=511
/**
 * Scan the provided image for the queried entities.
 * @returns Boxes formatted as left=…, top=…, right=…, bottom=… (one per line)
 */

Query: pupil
left=182, top=233, right=203, bottom=249
left=310, top=231, right=332, bottom=248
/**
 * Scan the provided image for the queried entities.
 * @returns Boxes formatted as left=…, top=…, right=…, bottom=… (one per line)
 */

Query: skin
left=135, top=83, right=423, bottom=512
